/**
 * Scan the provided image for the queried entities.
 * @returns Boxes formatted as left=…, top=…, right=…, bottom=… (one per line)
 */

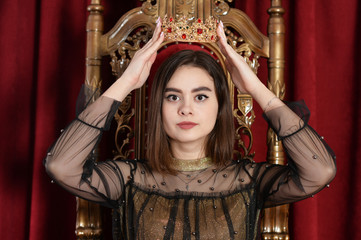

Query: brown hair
left=146, top=50, right=235, bottom=173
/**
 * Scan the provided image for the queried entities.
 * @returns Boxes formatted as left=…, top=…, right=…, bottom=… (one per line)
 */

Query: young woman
left=45, top=19, right=336, bottom=239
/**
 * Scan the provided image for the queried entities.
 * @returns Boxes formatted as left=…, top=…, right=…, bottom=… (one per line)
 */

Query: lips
left=177, top=121, right=198, bottom=129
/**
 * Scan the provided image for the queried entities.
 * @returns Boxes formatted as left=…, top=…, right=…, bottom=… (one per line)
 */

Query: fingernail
left=160, top=31, right=164, bottom=37
left=156, top=16, right=160, bottom=24
left=220, top=20, right=224, bottom=28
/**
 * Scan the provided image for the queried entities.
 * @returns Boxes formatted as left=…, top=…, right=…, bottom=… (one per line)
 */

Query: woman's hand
left=122, top=17, right=164, bottom=90
left=216, top=21, right=261, bottom=95
left=103, top=18, right=164, bottom=102
left=216, top=21, right=282, bottom=111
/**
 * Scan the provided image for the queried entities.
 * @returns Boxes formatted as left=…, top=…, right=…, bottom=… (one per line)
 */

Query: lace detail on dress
left=261, top=101, right=336, bottom=207
left=44, top=96, right=124, bottom=208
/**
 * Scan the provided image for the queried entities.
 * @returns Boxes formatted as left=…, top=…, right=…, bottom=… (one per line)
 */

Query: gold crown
left=161, top=15, right=218, bottom=42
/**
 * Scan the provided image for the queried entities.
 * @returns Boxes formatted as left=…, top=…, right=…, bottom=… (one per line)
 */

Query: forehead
left=166, top=65, right=214, bottom=88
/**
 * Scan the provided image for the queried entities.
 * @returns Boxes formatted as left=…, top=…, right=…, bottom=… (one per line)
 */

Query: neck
left=170, top=139, right=206, bottom=160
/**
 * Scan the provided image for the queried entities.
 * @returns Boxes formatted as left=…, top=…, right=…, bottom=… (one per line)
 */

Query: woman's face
left=161, top=65, right=219, bottom=151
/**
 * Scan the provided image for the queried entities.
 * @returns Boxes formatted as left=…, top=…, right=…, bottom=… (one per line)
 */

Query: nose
left=178, top=99, right=193, bottom=116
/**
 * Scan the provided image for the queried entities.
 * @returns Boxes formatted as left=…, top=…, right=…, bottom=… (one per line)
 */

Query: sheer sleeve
left=44, top=95, right=133, bottom=208
left=259, top=101, right=336, bottom=208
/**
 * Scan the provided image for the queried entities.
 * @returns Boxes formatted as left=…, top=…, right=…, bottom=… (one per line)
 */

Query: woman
left=45, top=19, right=336, bottom=239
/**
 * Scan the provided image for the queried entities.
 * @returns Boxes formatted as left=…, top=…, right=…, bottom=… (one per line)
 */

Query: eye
left=195, top=94, right=209, bottom=101
left=165, top=94, right=180, bottom=102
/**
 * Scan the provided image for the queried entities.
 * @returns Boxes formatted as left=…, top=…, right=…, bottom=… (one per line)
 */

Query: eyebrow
left=164, top=86, right=212, bottom=93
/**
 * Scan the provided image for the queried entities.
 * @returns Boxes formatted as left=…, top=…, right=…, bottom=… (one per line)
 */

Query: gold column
left=75, top=1, right=104, bottom=239
left=261, top=0, right=289, bottom=239
left=85, top=0, right=103, bottom=91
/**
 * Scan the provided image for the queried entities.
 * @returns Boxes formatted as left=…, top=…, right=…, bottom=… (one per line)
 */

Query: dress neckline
left=171, top=157, right=213, bottom=171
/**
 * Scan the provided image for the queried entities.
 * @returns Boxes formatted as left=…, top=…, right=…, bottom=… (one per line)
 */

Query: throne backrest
left=86, top=0, right=276, bottom=161
left=78, top=0, right=288, bottom=239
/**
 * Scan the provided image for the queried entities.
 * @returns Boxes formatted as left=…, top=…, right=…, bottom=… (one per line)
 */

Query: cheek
left=203, top=102, right=219, bottom=131
left=162, top=102, right=169, bottom=119
left=161, top=103, right=171, bottom=134
left=209, top=100, right=219, bottom=120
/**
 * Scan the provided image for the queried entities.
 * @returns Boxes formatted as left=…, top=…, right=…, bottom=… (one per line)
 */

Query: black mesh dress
left=44, top=95, right=336, bottom=240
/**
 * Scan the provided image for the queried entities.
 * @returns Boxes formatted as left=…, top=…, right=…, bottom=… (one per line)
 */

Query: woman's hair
left=146, top=50, right=235, bottom=174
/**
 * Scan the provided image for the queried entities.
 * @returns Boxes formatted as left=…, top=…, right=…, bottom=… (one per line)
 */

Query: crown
left=161, top=15, right=218, bottom=42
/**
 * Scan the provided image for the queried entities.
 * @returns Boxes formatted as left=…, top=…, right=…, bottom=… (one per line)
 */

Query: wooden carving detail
left=225, top=27, right=260, bottom=74
left=175, top=0, right=196, bottom=19
left=267, top=76, right=285, bottom=102
left=141, top=0, right=158, bottom=16
left=113, top=95, right=135, bottom=160
left=233, top=94, right=255, bottom=160
left=214, top=0, right=231, bottom=15
left=76, top=1, right=105, bottom=239
left=223, top=26, right=258, bottom=160
left=110, top=27, right=153, bottom=159
left=261, top=1, right=288, bottom=239
left=110, top=27, right=153, bottom=78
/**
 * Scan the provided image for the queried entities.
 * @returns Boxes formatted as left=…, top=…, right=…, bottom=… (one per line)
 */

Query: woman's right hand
left=103, top=18, right=164, bottom=102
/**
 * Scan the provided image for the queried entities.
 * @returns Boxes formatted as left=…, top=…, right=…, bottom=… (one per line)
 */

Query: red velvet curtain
left=0, top=0, right=359, bottom=239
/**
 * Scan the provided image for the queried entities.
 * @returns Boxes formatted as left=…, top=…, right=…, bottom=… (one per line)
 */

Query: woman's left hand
left=216, top=21, right=262, bottom=96
left=216, top=21, right=282, bottom=111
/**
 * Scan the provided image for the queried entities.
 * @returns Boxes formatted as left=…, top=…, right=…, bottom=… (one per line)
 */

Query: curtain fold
left=288, top=1, right=320, bottom=239
left=0, top=1, right=38, bottom=239
left=0, top=0, right=359, bottom=239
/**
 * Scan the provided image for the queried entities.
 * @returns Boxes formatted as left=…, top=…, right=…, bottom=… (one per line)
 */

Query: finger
left=140, top=18, right=163, bottom=54
left=217, top=21, right=239, bottom=60
left=217, top=22, right=230, bottom=57
left=134, top=22, right=162, bottom=62
left=146, top=23, right=164, bottom=53
left=217, top=21, right=227, bottom=46
left=151, top=17, right=162, bottom=40
left=151, top=30, right=164, bottom=50
left=138, top=18, right=161, bottom=51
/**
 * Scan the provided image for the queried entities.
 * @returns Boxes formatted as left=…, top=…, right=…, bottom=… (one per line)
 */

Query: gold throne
left=77, top=0, right=288, bottom=239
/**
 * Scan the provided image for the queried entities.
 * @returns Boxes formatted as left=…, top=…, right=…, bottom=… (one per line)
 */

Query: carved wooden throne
left=77, top=0, right=288, bottom=239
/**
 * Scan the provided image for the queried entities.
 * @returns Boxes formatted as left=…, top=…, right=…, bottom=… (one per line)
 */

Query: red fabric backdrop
left=1, top=0, right=360, bottom=239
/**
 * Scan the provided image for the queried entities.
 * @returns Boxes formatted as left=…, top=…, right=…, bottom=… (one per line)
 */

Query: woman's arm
left=44, top=19, right=164, bottom=207
left=216, top=22, right=336, bottom=206
left=45, top=95, right=125, bottom=207
left=103, top=18, right=164, bottom=101
left=216, top=21, right=283, bottom=112
left=260, top=102, right=336, bottom=207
